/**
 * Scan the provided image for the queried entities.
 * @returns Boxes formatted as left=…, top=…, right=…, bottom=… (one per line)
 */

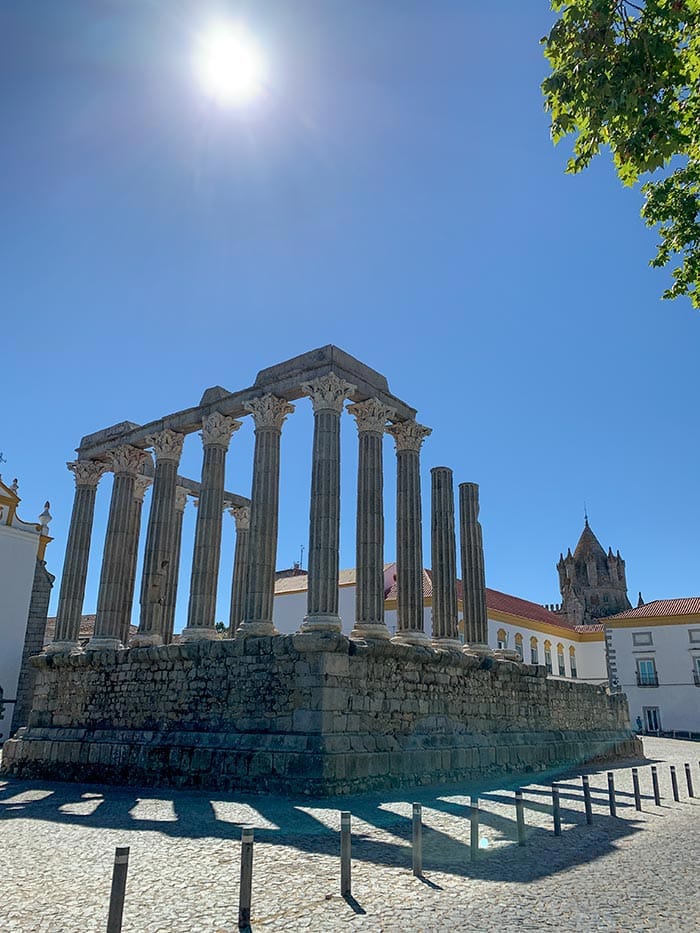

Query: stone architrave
left=47, top=460, right=108, bottom=654
left=346, top=398, right=394, bottom=641
left=430, top=467, right=461, bottom=649
left=237, top=394, right=294, bottom=637
left=182, top=413, right=241, bottom=641
left=459, top=482, right=491, bottom=656
left=88, top=446, right=151, bottom=650
left=299, top=374, right=356, bottom=633
left=228, top=505, right=250, bottom=635
left=162, top=485, right=188, bottom=645
left=134, top=430, right=185, bottom=647
left=386, top=420, right=432, bottom=646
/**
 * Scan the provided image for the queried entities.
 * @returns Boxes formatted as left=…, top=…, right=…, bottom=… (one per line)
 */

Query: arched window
left=544, top=640, right=553, bottom=675
left=497, top=628, right=508, bottom=650
left=569, top=645, right=577, bottom=679
left=557, top=643, right=566, bottom=676
left=530, top=636, right=538, bottom=665
left=514, top=632, right=524, bottom=660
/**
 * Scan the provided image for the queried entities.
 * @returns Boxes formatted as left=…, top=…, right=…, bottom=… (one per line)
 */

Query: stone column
left=300, top=374, right=355, bottom=633
left=134, top=429, right=185, bottom=646
left=47, top=460, right=108, bottom=654
left=119, top=473, right=153, bottom=647
left=459, top=482, right=491, bottom=655
left=346, top=398, right=394, bottom=641
left=88, top=445, right=151, bottom=650
left=430, top=467, right=461, bottom=648
left=182, top=412, right=241, bottom=641
left=162, top=485, right=188, bottom=644
left=237, top=395, right=294, bottom=637
left=386, top=420, right=432, bottom=646
left=228, top=506, right=250, bottom=634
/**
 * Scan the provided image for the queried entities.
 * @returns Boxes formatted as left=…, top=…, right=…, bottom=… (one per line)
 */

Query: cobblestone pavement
left=0, top=737, right=698, bottom=932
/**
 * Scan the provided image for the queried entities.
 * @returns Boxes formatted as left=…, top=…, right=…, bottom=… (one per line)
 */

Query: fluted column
left=88, top=445, right=151, bottom=650
left=300, top=374, right=356, bottom=633
left=430, top=467, right=461, bottom=648
left=134, top=429, right=185, bottom=646
left=182, top=412, right=241, bottom=641
left=228, top=506, right=250, bottom=634
left=459, top=482, right=490, bottom=655
left=386, top=420, right=432, bottom=646
left=237, top=395, right=294, bottom=637
left=347, top=398, right=394, bottom=641
left=121, top=473, right=152, bottom=646
left=162, top=485, right=188, bottom=644
left=47, top=460, right=108, bottom=654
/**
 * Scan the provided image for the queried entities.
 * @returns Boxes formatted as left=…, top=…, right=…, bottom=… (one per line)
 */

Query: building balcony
left=636, top=672, right=659, bottom=687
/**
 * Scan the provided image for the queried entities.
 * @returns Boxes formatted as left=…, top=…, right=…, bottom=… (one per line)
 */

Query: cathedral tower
left=556, top=520, right=631, bottom=626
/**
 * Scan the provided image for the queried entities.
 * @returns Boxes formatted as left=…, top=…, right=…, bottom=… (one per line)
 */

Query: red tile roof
left=605, top=598, right=700, bottom=621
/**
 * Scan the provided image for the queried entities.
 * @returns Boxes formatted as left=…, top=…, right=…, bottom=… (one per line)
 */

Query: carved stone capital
left=146, top=429, right=185, bottom=463
left=133, top=475, right=153, bottom=503
left=301, top=373, right=356, bottom=414
left=110, top=445, right=152, bottom=477
left=174, top=486, right=189, bottom=513
left=386, top=420, right=432, bottom=453
left=244, top=394, right=295, bottom=431
left=230, top=505, right=251, bottom=531
left=200, top=412, right=242, bottom=449
left=346, top=398, right=395, bottom=435
left=67, top=460, right=108, bottom=488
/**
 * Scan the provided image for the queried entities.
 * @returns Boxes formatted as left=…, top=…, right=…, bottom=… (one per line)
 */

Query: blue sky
left=2, top=1, right=698, bottom=631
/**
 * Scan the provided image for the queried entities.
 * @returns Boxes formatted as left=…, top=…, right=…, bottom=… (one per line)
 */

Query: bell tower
left=556, top=520, right=631, bottom=626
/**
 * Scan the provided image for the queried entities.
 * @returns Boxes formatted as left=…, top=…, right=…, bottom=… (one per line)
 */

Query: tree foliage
left=542, top=1, right=700, bottom=307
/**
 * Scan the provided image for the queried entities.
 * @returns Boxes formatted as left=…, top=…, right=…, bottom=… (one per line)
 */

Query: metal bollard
left=670, top=765, right=680, bottom=802
left=651, top=765, right=661, bottom=806
left=632, top=768, right=642, bottom=811
left=685, top=763, right=694, bottom=798
left=607, top=772, right=616, bottom=817
left=412, top=803, right=423, bottom=876
left=582, top=775, right=593, bottom=825
left=515, top=789, right=526, bottom=845
left=340, top=811, right=352, bottom=897
left=106, top=846, right=130, bottom=933
left=470, top=796, right=479, bottom=860
left=238, top=827, right=254, bottom=930
left=552, top=783, right=562, bottom=836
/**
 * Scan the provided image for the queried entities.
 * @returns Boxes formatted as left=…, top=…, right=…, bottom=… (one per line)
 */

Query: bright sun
left=195, top=24, right=266, bottom=105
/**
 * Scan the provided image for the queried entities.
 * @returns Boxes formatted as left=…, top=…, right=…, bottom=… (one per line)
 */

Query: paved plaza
left=1, top=737, right=698, bottom=932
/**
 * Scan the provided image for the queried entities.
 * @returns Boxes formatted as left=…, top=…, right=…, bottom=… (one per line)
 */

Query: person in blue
left=636, top=715, right=643, bottom=734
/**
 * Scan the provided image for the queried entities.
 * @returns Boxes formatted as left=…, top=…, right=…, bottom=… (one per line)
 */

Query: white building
left=604, top=598, right=700, bottom=736
left=0, top=477, right=53, bottom=743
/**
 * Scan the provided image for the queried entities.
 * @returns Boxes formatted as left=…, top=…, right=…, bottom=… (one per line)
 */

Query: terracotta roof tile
left=605, top=598, right=700, bottom=621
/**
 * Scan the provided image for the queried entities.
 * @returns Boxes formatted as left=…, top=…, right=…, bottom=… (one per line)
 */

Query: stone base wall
left=2, top=633, right=642, bottom=795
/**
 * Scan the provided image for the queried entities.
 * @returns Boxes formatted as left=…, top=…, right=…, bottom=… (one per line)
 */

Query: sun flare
left=194, top=24, right=266, bottom=105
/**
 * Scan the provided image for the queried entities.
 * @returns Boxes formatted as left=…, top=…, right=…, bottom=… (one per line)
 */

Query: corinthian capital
left=386, top=420, right=432, bottom=453
left=174, top=486, right=189, bottom=512
left=110, top=445, right=152, bottom=476
left=133, top=474, right=153, bottom=503
left=347, top=398, right=395, bottom=435
left=200, top=412, right=242, bottom=449
left=301, top=373, right=356, bottom=414
left=229, top=505, right=251, bottom=531
left=146, top=428, right=185, bottom=463
left=67, top=460, right=108, bottom=488
left=244, top=394, right=295, bottom=431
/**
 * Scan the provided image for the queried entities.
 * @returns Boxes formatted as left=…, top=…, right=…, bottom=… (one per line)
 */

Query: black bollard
left=607, top=772, right=617, bottom=817
left=685, top=763, right=694, bottom=798
left=238, top=827, right=254, bottom=930
left=470, top=796, right=479, bottom=860
left=515, top=789, right=526, bottom=846
left=582, top=775, right=593, bottom=824
left=552, top=783, right=562, bottom=836
left=340, top=811, right=352, bottom=897
left=412, top=803, right=423, bottom=877
left=106, top=846, right=130, bottom=933
left=651, top=765, right=661, bottom=806
left=670, top=766, right=680, bottom=802
left=632, top=768, right=642, bottom=811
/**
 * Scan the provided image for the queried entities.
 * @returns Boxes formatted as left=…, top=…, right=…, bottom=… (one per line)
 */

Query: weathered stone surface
left=2, top=636, right=639, bottom=796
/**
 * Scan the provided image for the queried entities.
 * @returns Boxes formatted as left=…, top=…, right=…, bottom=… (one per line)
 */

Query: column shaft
left=431, top=467, right=460, bottom=646
left=228, top=508, right=250, bottom=634
left=121, top=475, right=151, bottom=646
left=459, top=482, right=489, bottom=649
left=162, top=486, right=188, bottom=644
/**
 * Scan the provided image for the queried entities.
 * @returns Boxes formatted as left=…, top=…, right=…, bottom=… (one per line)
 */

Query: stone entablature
left=2, top=634, right=638, bottom=795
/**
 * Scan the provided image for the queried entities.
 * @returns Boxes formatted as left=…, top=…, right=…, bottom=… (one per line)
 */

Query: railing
left=636, top=671, right=659, bottom=687
left=693, top=670, right=700, bottom=687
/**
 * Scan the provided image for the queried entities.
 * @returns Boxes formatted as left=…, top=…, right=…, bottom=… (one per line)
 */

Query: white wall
left=0, top=524, right=39, bottom=742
